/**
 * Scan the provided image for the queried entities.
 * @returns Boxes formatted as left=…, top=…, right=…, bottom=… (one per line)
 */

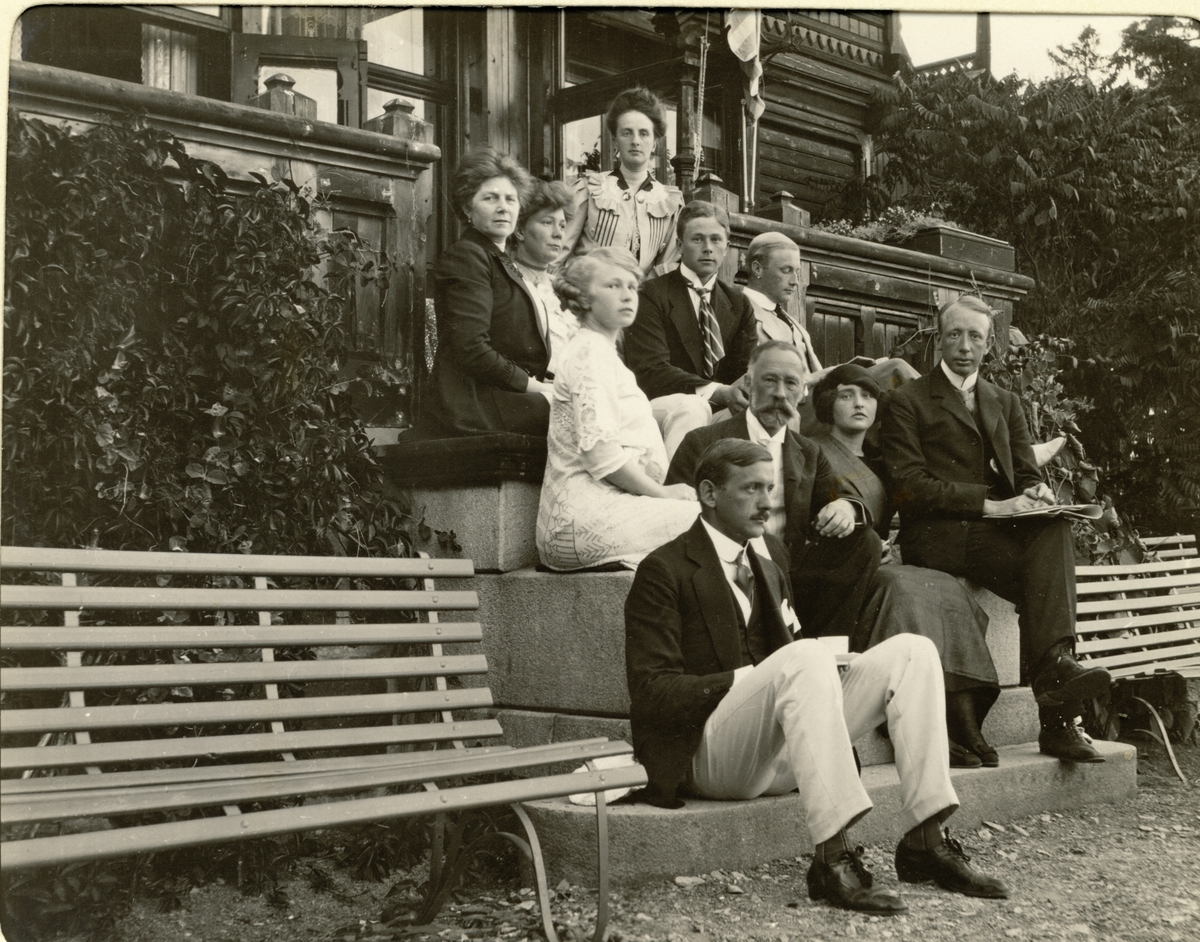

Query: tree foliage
left=848, top=17, right=1200, bottom=535
left=3, top=112, right=410, bottom=555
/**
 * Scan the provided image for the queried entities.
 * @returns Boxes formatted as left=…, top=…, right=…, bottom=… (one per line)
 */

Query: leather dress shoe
left=965, top=738, right=1000, bottom=768
left=807, top=846, right=908, bottom=914
left=1031, top=650, right=1111, bottom=707
left=950, top=740, right=983, bottom=768
left=1040, top=719, right=1105, bottom=762
left=896, top=832, right=1010, bottom=899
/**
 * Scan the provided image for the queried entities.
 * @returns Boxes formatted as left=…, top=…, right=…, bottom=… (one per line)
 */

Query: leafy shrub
left=984, top=334, right=1143, bottom=564
left=842, top=19, right=1200, bottom=536
left=3, top=111, right=410, bottom=557
left=812, top=205, right=959, bottom=244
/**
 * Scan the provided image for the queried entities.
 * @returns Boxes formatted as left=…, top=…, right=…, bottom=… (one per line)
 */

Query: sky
left=898, top=13, right=1142, bottom=83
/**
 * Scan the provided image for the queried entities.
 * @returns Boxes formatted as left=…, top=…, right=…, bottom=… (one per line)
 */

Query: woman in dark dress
left=426, top=148, right=552, bottom=436
left=811, top=364, right=1001, bottom=769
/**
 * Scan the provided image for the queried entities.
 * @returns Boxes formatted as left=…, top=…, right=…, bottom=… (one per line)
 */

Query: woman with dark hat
left=811, top=364, right=1001, bottom=770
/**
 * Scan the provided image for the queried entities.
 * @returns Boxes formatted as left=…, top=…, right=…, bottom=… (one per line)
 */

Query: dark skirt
left=855, top=563, right=1000, bottom=719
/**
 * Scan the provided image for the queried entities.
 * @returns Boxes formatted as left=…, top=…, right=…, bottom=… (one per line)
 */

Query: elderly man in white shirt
left=742, top=231, right=920, bottom=436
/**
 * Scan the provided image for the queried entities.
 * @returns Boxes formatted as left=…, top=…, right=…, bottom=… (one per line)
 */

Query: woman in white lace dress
left=537, top=248, right=699, bottom=571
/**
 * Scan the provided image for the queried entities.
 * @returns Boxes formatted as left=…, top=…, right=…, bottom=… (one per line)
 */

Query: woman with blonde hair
left=537, top=247, right=698, bottom=570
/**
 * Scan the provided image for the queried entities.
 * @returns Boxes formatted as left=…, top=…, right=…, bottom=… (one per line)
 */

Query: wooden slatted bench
left=1075, top=556, right=1200, bottom=682
left=0, top=546, right=645, bottom=942
left=1142, top=533, right=1199, bottom=560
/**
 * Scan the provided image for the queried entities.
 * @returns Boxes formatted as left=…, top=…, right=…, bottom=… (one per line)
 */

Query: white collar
left=700, top=518, right=747, bottom=565
left=746, top=409, right=787, bottom=446
left=680, top=264, right=719, bottom=293
left=740, top=285, right=778, bottom=312
left=700, top=518, right=771, bottom=564
left=940, top=359, right=979, bottom=392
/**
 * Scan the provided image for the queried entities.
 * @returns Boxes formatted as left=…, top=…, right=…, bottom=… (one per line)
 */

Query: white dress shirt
left=939, top=359, right=979, bottom=411
left=699, top=519, right=775, bottom=687
left=746, top=409, right=788, bottom=537
left=678, top=264, right=722, bottom=400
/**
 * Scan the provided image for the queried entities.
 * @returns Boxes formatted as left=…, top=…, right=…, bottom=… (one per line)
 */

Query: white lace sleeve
left=564, top=338, right=630, bottom=479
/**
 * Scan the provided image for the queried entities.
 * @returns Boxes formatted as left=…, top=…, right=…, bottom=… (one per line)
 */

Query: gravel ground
left=90, top=737, right=1200, bottom=942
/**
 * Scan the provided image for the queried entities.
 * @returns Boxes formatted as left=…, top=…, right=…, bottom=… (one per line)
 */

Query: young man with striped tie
left=624, top=201, right=758, bottom=459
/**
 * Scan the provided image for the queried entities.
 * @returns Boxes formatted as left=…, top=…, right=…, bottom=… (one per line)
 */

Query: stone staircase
left=411, top=479, right=1137, bottom=884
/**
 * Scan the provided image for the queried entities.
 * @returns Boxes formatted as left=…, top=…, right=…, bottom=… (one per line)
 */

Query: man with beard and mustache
left=666, top=341, right=880, bottom=638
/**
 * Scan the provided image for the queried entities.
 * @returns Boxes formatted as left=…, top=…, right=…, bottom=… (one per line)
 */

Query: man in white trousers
left=624, top=437, right=1009, bottom=914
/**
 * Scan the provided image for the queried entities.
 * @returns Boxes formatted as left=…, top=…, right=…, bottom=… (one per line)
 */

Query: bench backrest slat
left=1076, top=591, right=1200, bottom=617
left=0, top=546, right=474, bottom=579
left=1, top=718, right=504, bottom=771
left=1, top=585, right=478, bottom=612
left=1, top=741, right=514, bottom=795
left=3, top=687, right=493, bottom=736
left=0, top=622, right=484, bottom=650
left=2, top=654, right=488, bottom=692
left=1076, top=557, right=1200, bottom=578
left=1076, top=624, right=1200, bottom=656
left=1075, top=572, right=1200, bottom=595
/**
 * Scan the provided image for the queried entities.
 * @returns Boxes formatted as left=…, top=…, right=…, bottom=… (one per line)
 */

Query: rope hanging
left=693, top=12, right=710, bottom=184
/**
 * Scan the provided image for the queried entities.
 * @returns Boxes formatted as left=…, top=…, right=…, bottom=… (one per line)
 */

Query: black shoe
left=950, top=740, right=983, bottom=768
left=1031, top=650, right=1111, bottom=707
left=895, top=831, right=1010, bottom=899
left=807, top=846, right=908, bottom=915
left=965, top=738, right=1000, bottom=768
left=1039, top=719, right=1105, bottom=762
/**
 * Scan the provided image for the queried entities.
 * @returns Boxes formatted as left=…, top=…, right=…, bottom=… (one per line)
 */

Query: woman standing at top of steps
left=537, top=247, right=699, bottom=571
left=560, top=88, right=683, bottom=278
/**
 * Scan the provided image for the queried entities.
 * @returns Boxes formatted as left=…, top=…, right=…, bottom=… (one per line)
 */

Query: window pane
left=562, top=115, right=602, bottom=182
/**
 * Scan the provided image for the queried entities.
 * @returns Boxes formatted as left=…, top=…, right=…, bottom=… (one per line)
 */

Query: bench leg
left=509, top=803, right=561, bottom=942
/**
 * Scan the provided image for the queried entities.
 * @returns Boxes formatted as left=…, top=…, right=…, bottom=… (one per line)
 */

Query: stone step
left=409, top=481, right=541, bottom=573
left=493, top=685, right=1039, bottom=770
left=521, top=739, right=1136, bottom=886
left=451, top=569, right=1024, bottom=717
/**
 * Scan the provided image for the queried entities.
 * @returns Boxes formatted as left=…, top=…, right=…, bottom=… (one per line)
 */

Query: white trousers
left=650, top=393, right=715, bottom=460
left=689, top=634, right=958, bottom=845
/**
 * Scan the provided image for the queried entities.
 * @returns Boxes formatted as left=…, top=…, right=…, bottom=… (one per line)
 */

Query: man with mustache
left=666, top=341, right=879, bottom=638
left=627, top=438, right=1009, bottom=913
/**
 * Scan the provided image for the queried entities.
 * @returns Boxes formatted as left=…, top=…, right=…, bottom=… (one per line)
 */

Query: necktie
left=696, top=285, right=724, bottom=379
left=775, top=306, right=803, bottom=338
left=733, top=548, right=756, bottom=609
left=958, top=385, right=976, bottom=414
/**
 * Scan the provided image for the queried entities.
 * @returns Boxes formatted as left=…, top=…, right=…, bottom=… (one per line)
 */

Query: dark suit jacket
left=625, top=518, right=794, bottom=807
left=664, top=412, right=846, bottom=555
left=626, top=268, right=758, bottom=400
left=426, top=227, right=550, bottom=434
left=881, top=365, right=1044, bottom=569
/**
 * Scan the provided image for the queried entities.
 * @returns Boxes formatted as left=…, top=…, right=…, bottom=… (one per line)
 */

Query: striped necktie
left=734, top=547, right=756, bottom=609
left=695, top=284, right=724, bottom=378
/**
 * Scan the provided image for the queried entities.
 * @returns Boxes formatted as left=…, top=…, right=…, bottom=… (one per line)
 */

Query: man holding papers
left=881, top=296, right=1111, bottom=763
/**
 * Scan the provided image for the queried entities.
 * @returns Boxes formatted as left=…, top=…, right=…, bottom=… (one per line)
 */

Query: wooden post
left=672, top=63, right=698, bottom=199
left=975, top=13, right=992, bottom=76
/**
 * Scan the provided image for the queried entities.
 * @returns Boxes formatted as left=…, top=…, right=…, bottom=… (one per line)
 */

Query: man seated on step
left=881, top=296, right=1112, bottom=763
left=740, top=231, right=919, bottom=436
left=665, top=341, right=879, bottom=639
left=624, top=200, right=758, bottom=460
left=625, top=438, right=1009, bottom=914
